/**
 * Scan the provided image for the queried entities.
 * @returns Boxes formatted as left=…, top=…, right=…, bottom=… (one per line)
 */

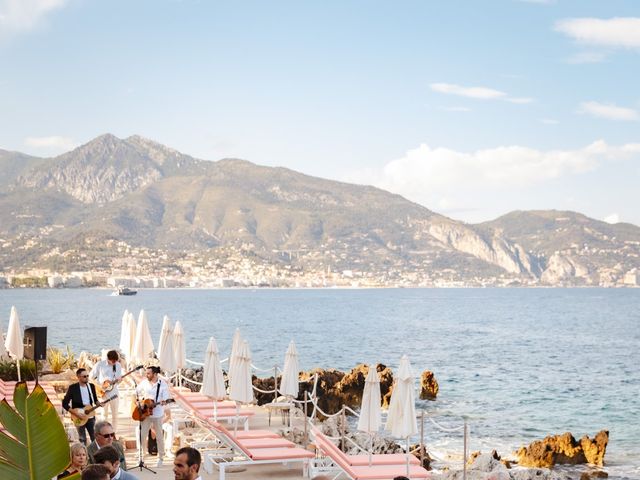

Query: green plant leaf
left=0, top=382, right=71, bottom=480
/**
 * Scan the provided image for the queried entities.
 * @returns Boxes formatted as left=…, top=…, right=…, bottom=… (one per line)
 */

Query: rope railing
left=428, top=416, right=465, bottom=432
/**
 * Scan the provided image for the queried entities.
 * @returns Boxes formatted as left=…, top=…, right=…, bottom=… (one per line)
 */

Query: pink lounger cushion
left=246, top=447, right=314, bottom=461
left=341, top=453, right=421, bottom=466
left=233, top=429, right=280, bottom=439
left=314, top=427, right=420, bottom=467
left=239, top=437, right=295, bottom=449
left=200, top=409, right=255, bottom=418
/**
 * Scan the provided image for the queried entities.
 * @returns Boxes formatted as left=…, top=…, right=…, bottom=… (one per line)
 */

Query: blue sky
left=1, top=0, right=638, bottom=225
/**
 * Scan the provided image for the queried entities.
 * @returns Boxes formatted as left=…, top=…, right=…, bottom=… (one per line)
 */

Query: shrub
left=0, top=359, right=37, bottom=381
left=46, top=345, right=76, bottom=374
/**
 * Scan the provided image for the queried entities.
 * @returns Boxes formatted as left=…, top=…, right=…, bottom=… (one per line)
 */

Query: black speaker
left=24, top=326, right=47, bottom=361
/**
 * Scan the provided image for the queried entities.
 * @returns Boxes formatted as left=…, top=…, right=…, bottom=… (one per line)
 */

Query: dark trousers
left=77, top=416, right=96, bottom=445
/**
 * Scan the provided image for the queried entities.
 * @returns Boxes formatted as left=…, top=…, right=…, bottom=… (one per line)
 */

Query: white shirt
left=79, top=384, right=94, bottom=406
left=136, top=378, right=170, bottom=418
left=90, top=360, right=123, bottom=396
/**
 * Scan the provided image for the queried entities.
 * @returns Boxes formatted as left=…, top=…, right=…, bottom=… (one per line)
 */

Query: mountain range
left=1, top=134, right=638, bottom=286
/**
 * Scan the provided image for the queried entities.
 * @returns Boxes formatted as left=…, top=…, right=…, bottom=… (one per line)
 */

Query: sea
left=2, top=287, right=639, bottom=478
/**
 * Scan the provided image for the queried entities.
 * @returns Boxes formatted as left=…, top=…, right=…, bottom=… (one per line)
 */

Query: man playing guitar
left=135, top=366, right=171, bottom=467
left=62, top=368, right=99, bottom=444
left=90, top=350, right=122, bottom=431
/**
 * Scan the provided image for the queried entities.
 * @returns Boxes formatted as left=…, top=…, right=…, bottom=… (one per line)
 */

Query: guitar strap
left=85, top=383, right=94, bottom=406
left=155, top=380, right=161, bottom=403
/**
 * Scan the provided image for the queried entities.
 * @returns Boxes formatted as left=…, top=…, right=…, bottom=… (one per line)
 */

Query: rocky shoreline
left=179, top=363, right=609, bottom=475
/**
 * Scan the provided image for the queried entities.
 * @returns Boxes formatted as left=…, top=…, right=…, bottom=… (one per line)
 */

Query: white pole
left=463, top=419, right=468, bottom=480
left=17, top=359, right=21, bottom=382
left=420, top=409, right=425, bottom=467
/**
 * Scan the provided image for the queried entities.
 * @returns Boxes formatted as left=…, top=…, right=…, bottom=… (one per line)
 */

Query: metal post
left=463, top=419, right=468, bottom=480
left=304, top=390, right=309, bottom=448
left=274, top=365, right=278, bottom=402
left=420, top=409, right=425, bottom=467
left=341, top=406, right=346, bottom=451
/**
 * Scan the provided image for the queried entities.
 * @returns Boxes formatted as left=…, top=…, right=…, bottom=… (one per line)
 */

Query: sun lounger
left=312, top=426, right=421, bottom=467
left=311, top=427, right=428, bottom=479
left=202, top=421, right=314, bottom=479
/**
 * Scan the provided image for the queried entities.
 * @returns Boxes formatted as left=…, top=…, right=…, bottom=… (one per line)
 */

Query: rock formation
left=516, top=431, right=608, bottom=467
left=419, top=370, right=439, bottom=400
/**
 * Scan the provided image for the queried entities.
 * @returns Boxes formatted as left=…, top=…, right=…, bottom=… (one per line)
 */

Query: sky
left=0, top=0, right=638, bottom=226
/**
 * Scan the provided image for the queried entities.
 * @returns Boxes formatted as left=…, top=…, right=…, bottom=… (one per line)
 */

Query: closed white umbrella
left=118, top=309, right=130, bottom=357
left=229, top=340, right=253, bottom=432
left=357, top=365, right=382, bottom=465
left=132, top=309, right=154, bottom=364
left=5, top=306, right=24, bottom=381
left=173, top=321, right=186, bottom=386
left=201, top=337, right=226, bottom=419
left=126, top=312, right=137, bottom=365
left=227, top=328, right=243, bottom=384
left=157, top=315, right=176, bottom=373
left=280, top=340, right=300, bottom=398
left=386, top=355, right=417, bottom=477
left=229, top=340, right=253, bottom=404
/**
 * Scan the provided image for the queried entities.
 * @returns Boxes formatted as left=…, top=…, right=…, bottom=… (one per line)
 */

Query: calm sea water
left=2, top=288, right=638, bottom=477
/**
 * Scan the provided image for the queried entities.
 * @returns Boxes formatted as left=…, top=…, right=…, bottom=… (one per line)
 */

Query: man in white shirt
left=90, top=350, right=122, bottom=431
left=135, top=366, right=171, bottom=467
left=172, top=447, right=202, bottom=480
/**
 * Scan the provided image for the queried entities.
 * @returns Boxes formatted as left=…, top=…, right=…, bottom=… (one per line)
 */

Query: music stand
left=130, top=379, right=156, bottom=474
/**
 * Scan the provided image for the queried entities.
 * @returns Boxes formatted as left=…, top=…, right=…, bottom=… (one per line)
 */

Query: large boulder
left=419, top=370, right=439, bottom=400
left=516, top=431, right=608, bottom=468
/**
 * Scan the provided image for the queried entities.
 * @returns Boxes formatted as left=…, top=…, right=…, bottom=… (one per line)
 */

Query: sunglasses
left=99, top=432, right=116, bottom=438
left=79, top=375, right=89, bottom=378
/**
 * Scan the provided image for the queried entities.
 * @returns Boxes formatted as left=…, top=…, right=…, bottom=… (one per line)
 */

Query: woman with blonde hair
left=58, top=442, right=88, bottom=478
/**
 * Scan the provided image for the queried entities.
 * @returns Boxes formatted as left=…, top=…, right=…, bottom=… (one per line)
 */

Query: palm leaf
left=0, top=382, right=71, bottom=480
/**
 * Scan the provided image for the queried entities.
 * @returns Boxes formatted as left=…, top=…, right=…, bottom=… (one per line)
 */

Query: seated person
left=94, top=445, right=139, bottom=480
left=81, top=464, right=111, bottom=480
left=58, top=442, right=88, bottom=478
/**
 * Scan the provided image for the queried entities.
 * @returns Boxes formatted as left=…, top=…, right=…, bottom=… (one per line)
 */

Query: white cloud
left=0, top=0, right=69, bottom=37
left=430, top=83, right=506, bottom=100
left=440, top=106, right=471, bottom=112
left=24, top=135, right=76, bottom=151
left=579, top=101, right=638, bottom=121
left=344, top=140, right=640, bottom=218
left=567, top=52, right=607, bottom=64
left=604, top=213, right=620, bottom=224
left=505, top=97, right=534, bottom=104
left=430, top=82, right=532, bottom=104
left=555, top=17, right=640, bottom=48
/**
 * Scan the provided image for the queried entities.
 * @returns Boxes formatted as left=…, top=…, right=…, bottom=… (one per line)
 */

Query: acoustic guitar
left=69, top=395, right=118, bottom=427
left=131, top=398, right=175, bottom=422
left=95, top=365, right=144, bottom=396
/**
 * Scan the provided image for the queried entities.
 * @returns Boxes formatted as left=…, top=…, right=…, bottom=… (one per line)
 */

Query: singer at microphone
left=89, top=349, right=123, bottom=432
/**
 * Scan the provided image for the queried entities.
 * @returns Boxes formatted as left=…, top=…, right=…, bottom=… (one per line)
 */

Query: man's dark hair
left=93, top=444, right=120, bottom=464
left=106, top=350, right=119, bottom=362
left=176, top=446, right=201, bottom=469
left=147, top=365, right=161, bottom=374
left=76, top=368, right=87, bottom=376
left=81, top=464, right=110, bottom=480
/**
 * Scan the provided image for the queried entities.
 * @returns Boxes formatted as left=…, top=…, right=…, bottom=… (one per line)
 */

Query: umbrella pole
left=341, top=406, right=346, bottom=451
left=214, top=400, right=218, bottom=421
left=16, top=359, right=21, bottom=382
left=406, top=436, right=410, bottom=478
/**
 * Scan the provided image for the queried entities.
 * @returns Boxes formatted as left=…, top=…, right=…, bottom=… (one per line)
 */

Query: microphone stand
left=131, top=378, right=156, bottom=474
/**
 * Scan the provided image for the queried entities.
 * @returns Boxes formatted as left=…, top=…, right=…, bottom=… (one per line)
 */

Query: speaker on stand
left=24, top=326, right=47, bottom=383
